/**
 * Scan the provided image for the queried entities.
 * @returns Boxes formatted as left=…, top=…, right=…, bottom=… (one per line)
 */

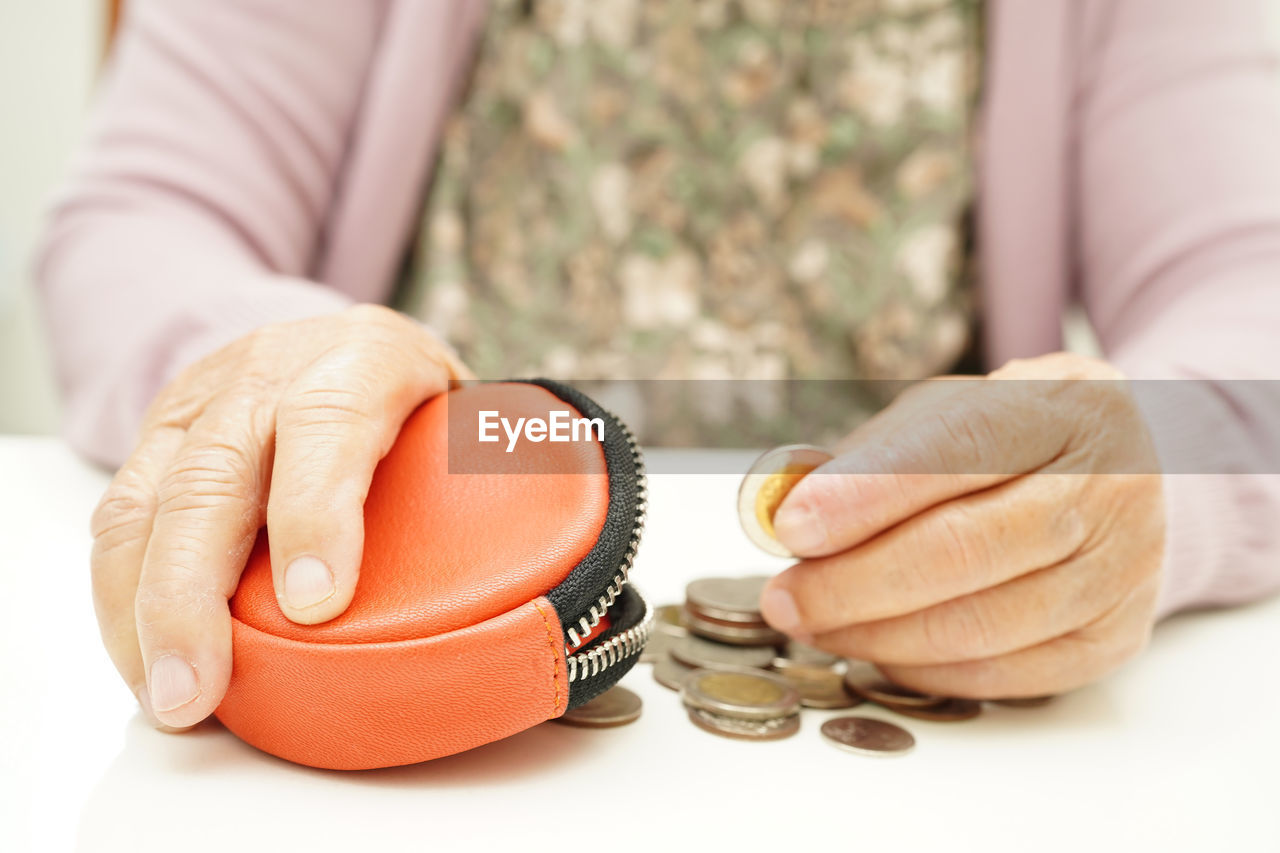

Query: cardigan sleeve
left=34, top=0, right=390, bottom=467
left=1074, top=0, right=1280, bottom=616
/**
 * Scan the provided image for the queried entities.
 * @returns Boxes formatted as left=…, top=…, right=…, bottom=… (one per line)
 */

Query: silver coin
left=686, top=707, right=800, bottom=742
left=991, top=695, right=1056, bottom=708
left=681, top=667, right=802, bottom=721
left=653, top=603, right=690, bottom=639
left=772, top=641, right=844, bottom=672
left=653, top=655, right=696, bottom=691
left=671, top=635, right=776, bottom=671
left=685, top=576, right=772, bottom=623
left=737, top=445, right=834, bottom=557
left=821, top=716, right=916, bottom=756
left=640, top=629, right=677, bottom=664
left=683, top=607, right=788, bottom=647
left=553, top=686, right=643, bottom=728
left=777, top=665, right=863, bottom=710
left=886, top=698, right=982, bottom=723
left=843, top=661, right=947, bottom=708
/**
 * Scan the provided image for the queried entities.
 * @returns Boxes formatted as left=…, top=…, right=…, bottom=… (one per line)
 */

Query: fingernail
left=760, top=587, right=805, bottom=637
left=284, top=556, right=335, bottom=610
left=773, top=501, right=827, bottom=554
left=149, top=655, right=199, bottom=713
left=134, top=685, right=191, bottom=733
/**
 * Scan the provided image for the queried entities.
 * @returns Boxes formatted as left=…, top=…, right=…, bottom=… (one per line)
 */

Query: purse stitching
left=531, top=598, right=563, bottom=716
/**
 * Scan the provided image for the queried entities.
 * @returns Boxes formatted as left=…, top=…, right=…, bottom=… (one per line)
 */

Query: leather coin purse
left=214, top=380, right=650, bottom=770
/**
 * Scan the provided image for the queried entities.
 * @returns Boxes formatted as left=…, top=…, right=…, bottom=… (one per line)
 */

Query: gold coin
left=653, top=603, right=690, bottom=638
left=681, top=668, right=802, bottom=721
left=553, top=686, right=642, bottom=728
left=738, top=445, right=834, bottom=557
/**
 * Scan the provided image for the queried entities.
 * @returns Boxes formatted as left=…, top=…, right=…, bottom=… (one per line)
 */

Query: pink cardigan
left=36, top=0, right=1280, bottom=618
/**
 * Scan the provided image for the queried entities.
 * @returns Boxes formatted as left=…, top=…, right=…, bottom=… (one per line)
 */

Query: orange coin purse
left=214, top=380, right=650, bottom=770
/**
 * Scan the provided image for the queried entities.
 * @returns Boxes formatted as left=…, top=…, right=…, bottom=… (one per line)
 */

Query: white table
left=2, top=436, right=1278, bottom=853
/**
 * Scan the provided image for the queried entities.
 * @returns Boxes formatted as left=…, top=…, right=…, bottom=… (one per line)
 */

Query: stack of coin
left=683, top=576, right=786, bottom=646
left=645, top=582, right=1063, bottom=747
left=641, top=603, right=689, bottom=663
left=643, top=578, right=865, bottom=740
left=641, top=574, right=1041, bottom=748
left=842, top=662, right=983, bottom=721
left=681, top=668, right=801, bottom=741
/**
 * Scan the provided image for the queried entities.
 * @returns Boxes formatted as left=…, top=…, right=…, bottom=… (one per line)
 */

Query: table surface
left=2, top=435, right=1278, bottom=853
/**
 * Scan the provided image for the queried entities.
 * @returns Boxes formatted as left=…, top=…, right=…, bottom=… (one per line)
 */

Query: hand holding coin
left=750, top=353, right=1166, bottom=700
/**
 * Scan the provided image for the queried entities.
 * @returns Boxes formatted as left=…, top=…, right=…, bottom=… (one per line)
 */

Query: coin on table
left=843, top=661, right=946, bottom=709
left=653, top=655, right=696, bottom=691
left=681, top=668, right=802, bottom=721
left=821, top=716, right=916, bottom=757
left=992, top=695, right=1056, bottom=708
left=773, top=641, right=844, bottom=672
left=682, top=608, right=787, bottom=647
left=686, top=707, right=800, bottom=742
left=554, top=686, right=643, bottom=729
left=654, top=603, right=690, bottom=639
left=685, top=576, right=771, bottom=623
left=777, top=666, right=863, bottom=710
left=737, top=445, right=834, bottom=557
left=886, top=698, right=982, bottom=722
left=671, top=635, right=776, bottom=671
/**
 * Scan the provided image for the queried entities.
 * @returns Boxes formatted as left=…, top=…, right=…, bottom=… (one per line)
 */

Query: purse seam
left=531, top=598, right=564, bottom=716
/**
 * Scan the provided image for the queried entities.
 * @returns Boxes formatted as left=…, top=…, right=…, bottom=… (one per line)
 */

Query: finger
left=762, top=474, right=1089, bottom=635
left=809, top=543, right=1133, bottom=665
left=90, top=425, right=188, bottom=727
left=135, top=394, right=273, bottom=728
left=877, top=577, right=1159, bottom=699
left=267, top=307, right=454, bottom=624
left=773, top=379, right=1073, bottom=557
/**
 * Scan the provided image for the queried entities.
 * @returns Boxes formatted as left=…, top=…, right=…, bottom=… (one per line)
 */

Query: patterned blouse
left=400, top=0, right=983, bottom=446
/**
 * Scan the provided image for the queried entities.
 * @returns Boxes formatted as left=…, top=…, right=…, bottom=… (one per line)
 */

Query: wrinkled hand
left=91, top=305, right=470, bottom=729
left=760, top=353, right=1166, bottom=698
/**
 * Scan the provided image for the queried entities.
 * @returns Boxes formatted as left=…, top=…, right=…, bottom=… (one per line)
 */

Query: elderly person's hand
left=90, top=305, right=470, bottom=729
left=760, top=353, right=1165, bottom=699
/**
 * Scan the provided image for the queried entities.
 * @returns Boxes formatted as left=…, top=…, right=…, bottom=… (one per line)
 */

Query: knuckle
left=142, top=378, right=203, bottom=431
left=278, top=382, right=383, bottom=442
left=931, top=505, right=986, bottom=575
left=933, top=406, right=1000, bottom=471
left=922, top=595, right=1000, bottom=659
left=157, top=442, right=261, bottom=515
left=91, top=475, right=156, bottom=542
